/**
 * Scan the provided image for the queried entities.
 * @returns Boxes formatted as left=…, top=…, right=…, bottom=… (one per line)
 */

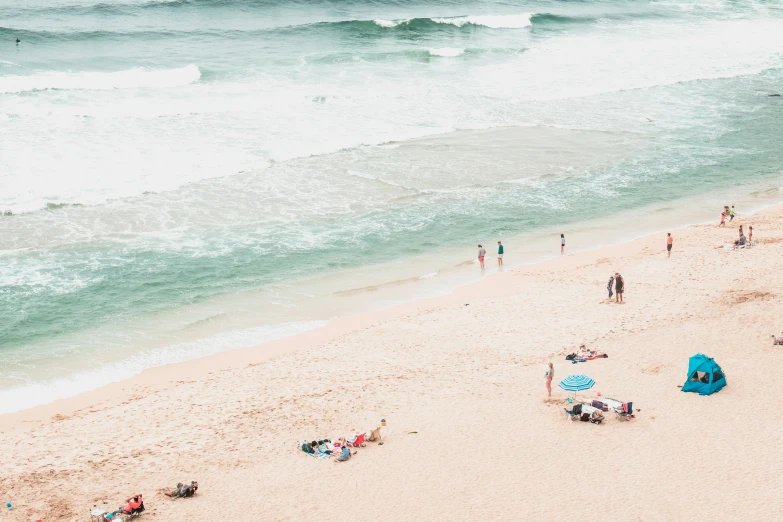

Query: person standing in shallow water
left=560, top=234, right=565, bottom=254
left=497, top=241, right=504, bottom=266
left=667, top=233, right=673, bottom=258
left=477, top=244, right=486, bottom=270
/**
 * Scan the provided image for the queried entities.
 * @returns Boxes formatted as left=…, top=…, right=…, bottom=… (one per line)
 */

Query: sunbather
left=575, top=345, right=607, bottom=360
left=317, top=440, right=333, bottom=455
left=165, top=481, right=198, bottom=498
left=113, top=494, right=143, bottom=516
left=590, top=410, right=604, bottom=423
left=301, top=440, right=318, bottom=455
left=334, top=444, right=356, bottom=463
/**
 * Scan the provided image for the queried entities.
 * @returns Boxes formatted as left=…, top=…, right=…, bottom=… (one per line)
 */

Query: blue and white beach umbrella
left=558, top=374, right=595, bottom=393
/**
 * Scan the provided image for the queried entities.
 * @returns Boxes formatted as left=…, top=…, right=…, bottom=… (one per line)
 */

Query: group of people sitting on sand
left=300, top=426, right=383, bottom=463
left=733, top=224, right=753, bottom=248
left=565, top=344, right=608, bottom=363
left=566, top=395, right=636, bottom=424
left=98, top=482, right=197, bottom=520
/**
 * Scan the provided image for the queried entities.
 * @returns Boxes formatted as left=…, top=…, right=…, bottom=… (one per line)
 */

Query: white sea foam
left=0, top=64, right=201, bottom=94
left=373, top=19, right=402, bottom=28
left=372, top=14, right=532, bottom=29
left=428, top=47, right=466, bottom=57
left=0, top=320, right=327, bottom=415
left=432, top=14, right=533, bottom=29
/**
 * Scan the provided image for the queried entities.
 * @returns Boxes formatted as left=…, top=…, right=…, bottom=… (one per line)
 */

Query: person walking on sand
left=607, top=275, right=614, bottom=299
left=477, top=244, right=486, bottom=270
left=497, top=241, right=504, bottom=266
left=729, top=205, right=735, bottom=221
left=560, top=234, right=565, bottom=254
left=614, top=272, right=624, bottom=303
left=749, top=225, right=753, bottom=243
left=545, top=362, right=554, bottom=397
left=666, top=233, right=673, bottom=258
left=719, top=212, right=726, bottom=226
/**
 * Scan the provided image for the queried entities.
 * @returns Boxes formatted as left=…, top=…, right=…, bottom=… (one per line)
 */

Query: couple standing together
left=477, top=241, right=504, bottom=270
left=607, top=273, right=624, bottom=303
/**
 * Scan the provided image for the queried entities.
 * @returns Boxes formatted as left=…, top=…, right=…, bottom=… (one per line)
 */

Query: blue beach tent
left=681, top=354, right=726, bottom=396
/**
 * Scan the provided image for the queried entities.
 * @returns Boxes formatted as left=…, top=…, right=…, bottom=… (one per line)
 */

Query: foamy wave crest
left=0, top=64, right=201, bottom=94
left=432, top=14, right=533, bottom=29
left=370, top=14, right=533, bottom=30
left=373, top=19, right=403, bottom=28
left=428, top=47, right=466, bottom=57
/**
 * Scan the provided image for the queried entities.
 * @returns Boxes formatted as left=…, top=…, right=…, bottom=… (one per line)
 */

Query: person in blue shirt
left=334, top=445, right=354, bottom=463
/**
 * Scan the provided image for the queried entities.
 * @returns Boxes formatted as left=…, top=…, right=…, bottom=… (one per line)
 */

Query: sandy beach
left=3, top=204, right=783, bottom=521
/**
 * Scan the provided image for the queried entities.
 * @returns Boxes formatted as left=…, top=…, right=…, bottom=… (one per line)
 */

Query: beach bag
left=565, top=353, right=576, bottom=360
left=579, top=413, right=590, bottom=422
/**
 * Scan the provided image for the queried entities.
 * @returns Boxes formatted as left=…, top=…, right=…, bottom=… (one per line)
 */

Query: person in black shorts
left=614, top=272, right=624, bottom=303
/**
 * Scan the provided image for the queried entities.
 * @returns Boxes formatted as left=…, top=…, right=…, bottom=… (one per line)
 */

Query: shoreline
left=3, top=198, right=778, bottom=433
left=3, top=200, right=783, bottom=521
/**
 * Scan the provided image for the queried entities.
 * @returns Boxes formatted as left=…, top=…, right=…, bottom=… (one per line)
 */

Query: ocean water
left=2, top=0, right=783, bottom=413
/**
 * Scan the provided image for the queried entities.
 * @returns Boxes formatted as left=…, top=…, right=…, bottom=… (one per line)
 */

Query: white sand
left=2, top=206, right=783, bottom=521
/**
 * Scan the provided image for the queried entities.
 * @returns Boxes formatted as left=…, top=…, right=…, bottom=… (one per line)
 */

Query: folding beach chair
left=604, top=398, right=635, bottom=421
left=347, top=432, right=367, bottom=447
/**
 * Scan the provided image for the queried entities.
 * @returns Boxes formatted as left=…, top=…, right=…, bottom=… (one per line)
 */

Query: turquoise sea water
left=1, top=0, right=783, bottom=412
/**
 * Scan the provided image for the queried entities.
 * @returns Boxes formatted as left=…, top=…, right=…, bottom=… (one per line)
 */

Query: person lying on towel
left=165, top=481, right=198, bottom=498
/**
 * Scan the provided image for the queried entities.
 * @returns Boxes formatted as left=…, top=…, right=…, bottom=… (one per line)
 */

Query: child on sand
left=720, top=212, right=726, bottom=226
left=607, top=275, right=614, bottom=299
